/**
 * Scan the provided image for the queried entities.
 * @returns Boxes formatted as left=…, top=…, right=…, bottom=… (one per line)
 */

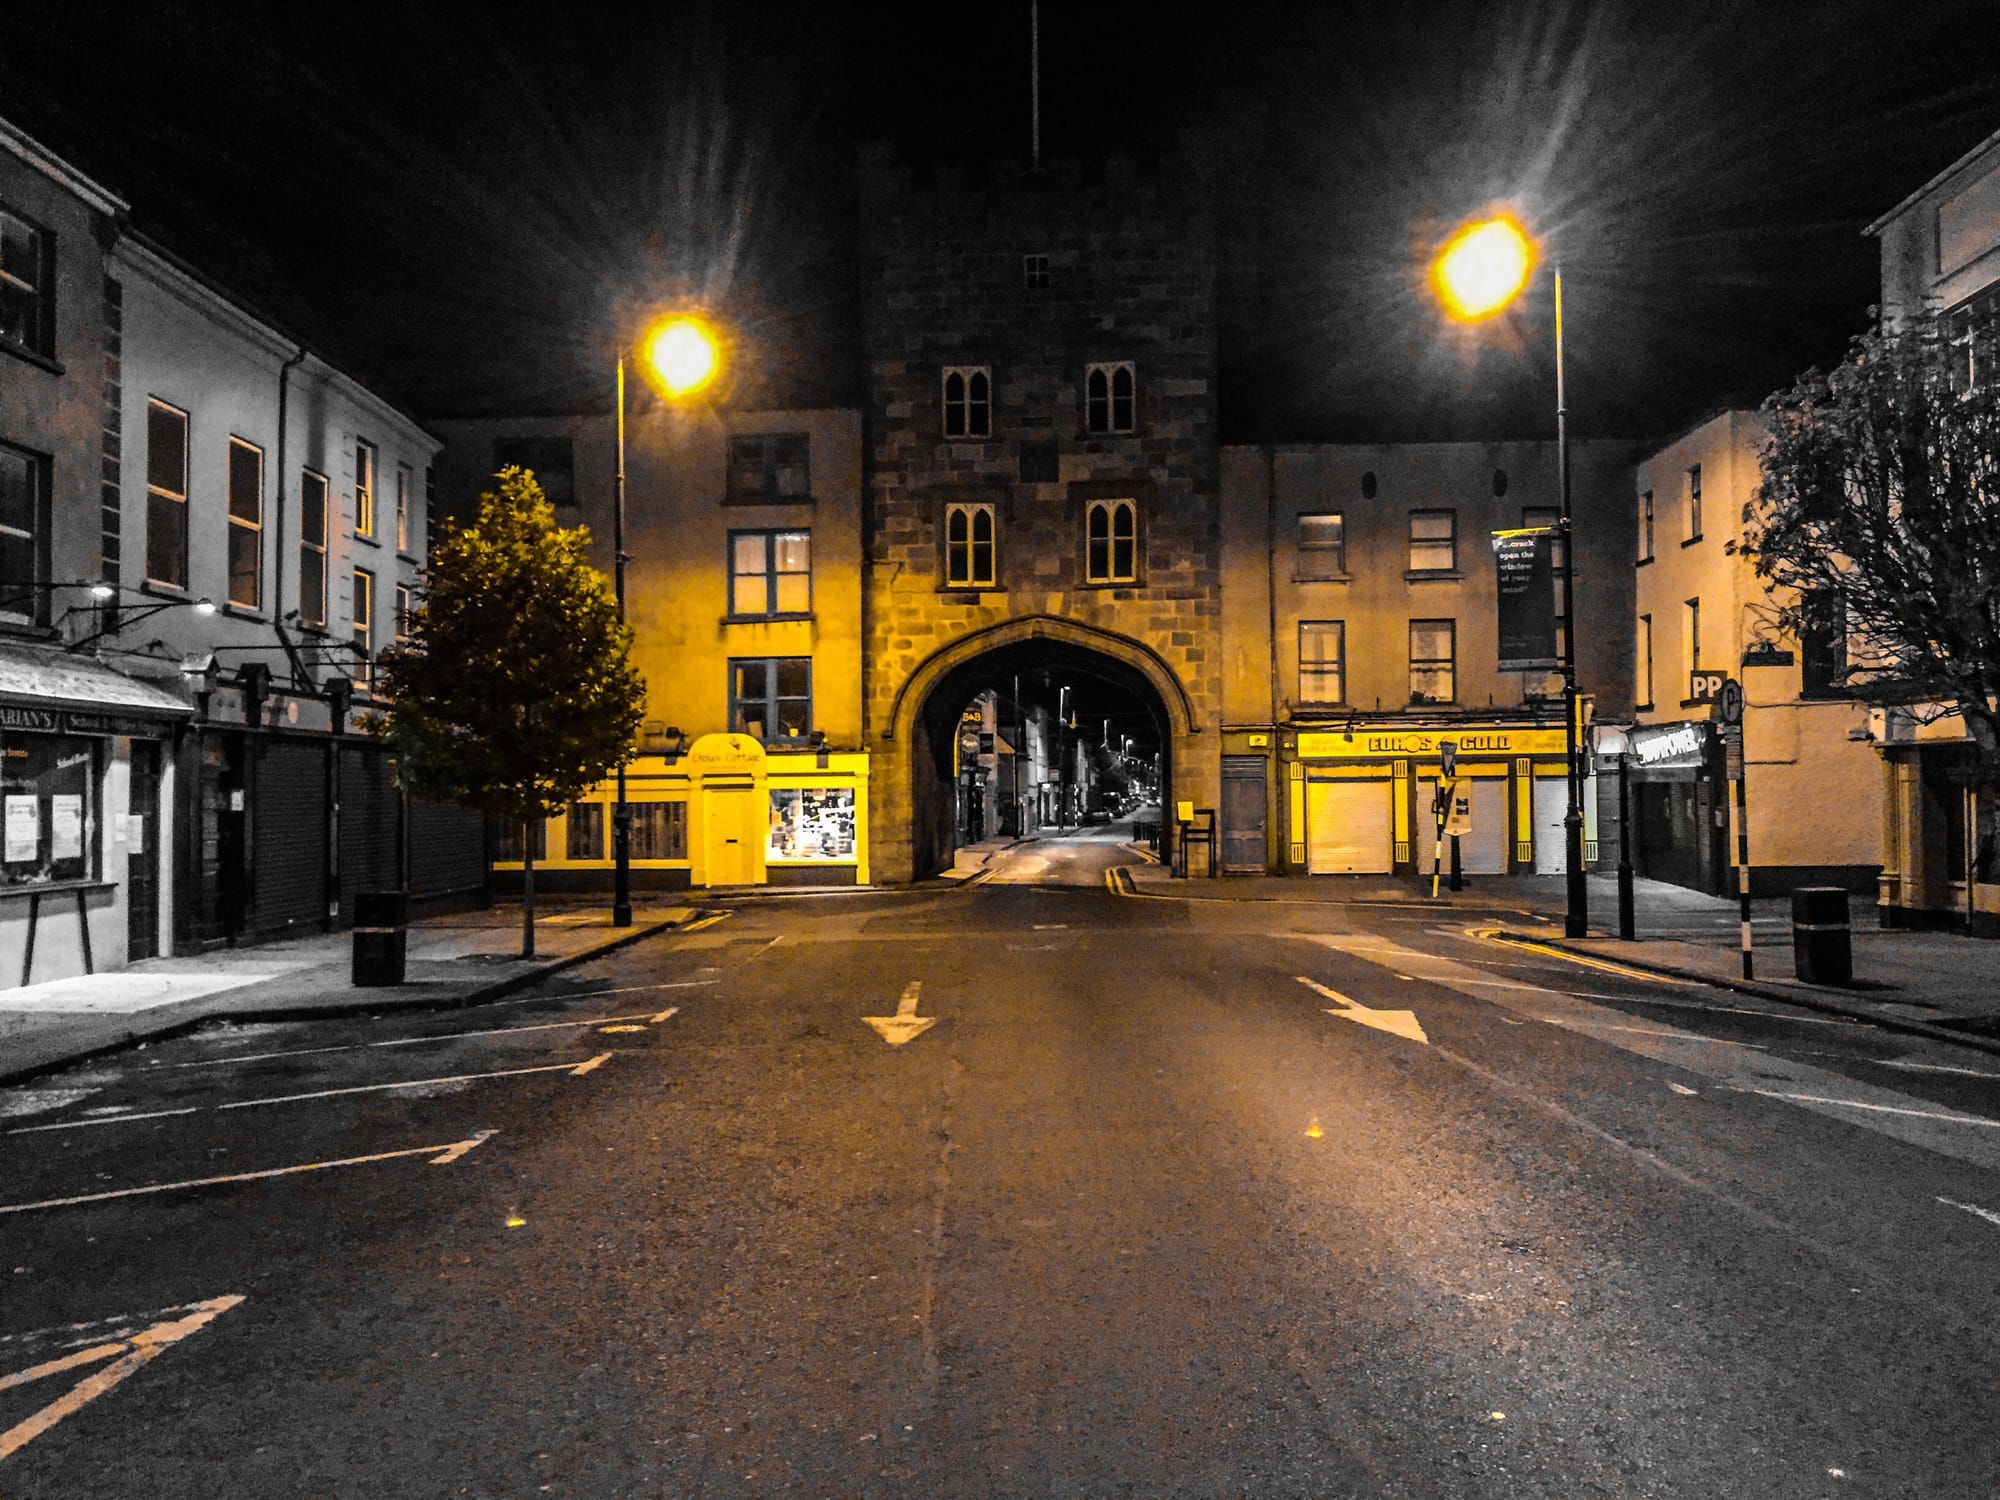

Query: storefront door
left=126, top=739, right=161, bottom=962
left=1220, top=756, right=1267, bottom=871
left=702, top=786, right=761, bottom=886
left=194, top=732, right=248, bottom=946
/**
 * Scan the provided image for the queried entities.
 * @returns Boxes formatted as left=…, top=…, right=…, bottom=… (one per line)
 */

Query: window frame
left=1684, top=596, right=1702, bottom=681
left=395, top=463, right=412, bottom=552
left=565, top=801, right=605, bottom=862
left=724, top=432, right=812, bottom=505
left=1298, top=620, right=1346, bottom=705
left=0, top=440, right=51, bottom=626
left=1083, top=497, right=1139, bottom=585
left=629, top=800, right=689, bottom=861
left=1408, top=618, right=1457, bottom=705
left=1407, top=508, right=1458, bottom=574
left=944, top=501, right=998, bottom=589
left=728, top=528, right=813, bottom=619
left=226, top=436, right=264, bottom=613
left=1637, top=612, right=1654, bottom=710
left=1684, top=464, right=1702, bottom=543
left=354, top=439, right=378, bottom=539
left=1295, top=512, right=1346, bottom=580
left=1083, top=361, right=1136, bottom=434
left=144, top=399, right=191, bottom=590
left=942, top=366, right=992, bottom=440
left=0, top=202, right=55, bottom=361
left=299, top=470, right=329, bottom=627
left=393, top=582, right=413, bottom=646
left=1638, top=488, right=1655, bottom=562
left=353, top=566, right=375, bottom=691
left=728, top=656, right=813, bottom=744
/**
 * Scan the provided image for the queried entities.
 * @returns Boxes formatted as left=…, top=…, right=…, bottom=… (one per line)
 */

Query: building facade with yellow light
left=429, top=403, right=872, bottom=890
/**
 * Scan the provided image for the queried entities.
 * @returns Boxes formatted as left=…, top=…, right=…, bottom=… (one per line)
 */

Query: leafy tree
left=379, top=467, right=644, bottom=957
left=1743, top=316, right=2000, bottom=788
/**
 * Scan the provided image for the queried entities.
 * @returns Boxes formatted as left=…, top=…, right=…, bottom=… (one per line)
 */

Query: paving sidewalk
left=1121, top=855, right=2000, bottom=1057
left=0, top=901, right=708, bottom=1085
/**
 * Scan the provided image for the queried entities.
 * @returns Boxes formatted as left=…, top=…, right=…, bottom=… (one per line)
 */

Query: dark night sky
left=6, top=1, right=2000, bottom=443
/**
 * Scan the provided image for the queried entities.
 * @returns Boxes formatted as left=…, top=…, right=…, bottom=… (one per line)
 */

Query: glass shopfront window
left=0, top=734, right=97, bottom=886
left=767, top=787, right=855, bottom=863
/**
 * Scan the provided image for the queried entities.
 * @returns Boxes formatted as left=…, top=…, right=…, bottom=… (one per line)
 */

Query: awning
left=0, top=641, right=192, bottom=727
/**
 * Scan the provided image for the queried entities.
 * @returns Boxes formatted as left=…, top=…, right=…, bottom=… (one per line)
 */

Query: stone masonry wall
left=859, top=146, right=1224, bottom=881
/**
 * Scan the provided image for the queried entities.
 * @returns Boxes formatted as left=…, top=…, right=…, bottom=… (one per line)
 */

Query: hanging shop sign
left=1296, top=726, right=1567, bottom=760
left=1628, top=720, right=1716, bottom=770
left=1493, top=528, right=1560, bottom=672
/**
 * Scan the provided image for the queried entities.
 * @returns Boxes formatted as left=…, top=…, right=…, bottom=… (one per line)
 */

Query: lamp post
left=1431, top=211, right=1589, bottom=936
left=613, top=314, right=719, bottom=927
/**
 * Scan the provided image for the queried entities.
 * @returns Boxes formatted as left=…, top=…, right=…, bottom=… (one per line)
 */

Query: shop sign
left=0, top=705, right=176, bottom=737
left=1629, top=721, right=1713, bottom=768
left=686, top=732, right=768, bottom=774
left=1296, top=727, right=1567, bottom=760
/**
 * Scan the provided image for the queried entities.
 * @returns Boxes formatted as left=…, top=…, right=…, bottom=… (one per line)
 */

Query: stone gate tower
left=859, top=141, right=1224, bottom=882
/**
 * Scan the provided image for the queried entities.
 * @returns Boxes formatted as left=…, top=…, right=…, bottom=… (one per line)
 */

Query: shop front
left=1877, top=708, right=1999, bottom=934
left=500, top=733, right=870, bottom=892
left=1280, top=721, right=1577, bottom=877
left=0, top=644, right=192, bottom=988
left=1606, top=719, right=1729, bottom=896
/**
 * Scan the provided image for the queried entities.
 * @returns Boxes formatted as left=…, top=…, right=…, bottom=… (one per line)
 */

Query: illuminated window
left=942, top=366, right=991, bottom=438
left=729, top=530, right=811, bottom=617
left=1084, top=498, right=1137, bottom=584
left=353, top=567, right=374, bottom=690
left=1409, top=619, right=1456, bottom=704
left=0, top=203, right=53, bottom=357
left=730, top=658, right=811, bottom=741
left=227, top=438, right=263, bottom=610
left=1084, top=362, right=1136, bottom=433
left=726, top=432, right=811, bottom=504
left=396, top=464, right=412, bottom=551
left=496, top=818, right=546, bottom=862
left=630, top=801, right=688, bottom=860
left=0, top=442, right=50, bottom=624
left=354, top=439, right=377, bottom=537
left=1296, top=512, right=1345, bottom=578
left=1408, top=509, right=1456, bottom=572
left=299, top=471, right=328, bottom=625
left=1299, top=621, right=1345, bottom=703
left=394, top=582, right=412, bottom=645
left=145, top=400, right=189, bottom=589
left=944, top=502, right=997, bottom=588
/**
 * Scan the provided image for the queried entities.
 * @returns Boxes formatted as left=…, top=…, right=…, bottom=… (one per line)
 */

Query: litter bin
left=1791, top=886, right=1851, bottom=985
left=352, top=890, right=408, bottom=986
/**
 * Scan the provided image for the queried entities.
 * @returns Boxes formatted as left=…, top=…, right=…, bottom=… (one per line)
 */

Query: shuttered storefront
left=1306, top=778, right=1394, bottom=874
left=410, top=798, right=486, bottom=909
left=337, top=745, right=398, bottom=921
left=254, top=737, right=328, bottom=938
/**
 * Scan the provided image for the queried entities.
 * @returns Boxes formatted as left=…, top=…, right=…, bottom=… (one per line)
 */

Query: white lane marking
left=0, top=1133, right=495, bottom=1215
left=0, top=1296, right=245, bottom=1460
left=557, top=979, right=719, bottom=1000
left=1938, top=1196, right=2000, bottom=1230
left=1537, top=1020, right=1769, bottom=1049
left=649, top=1006, right=681, bottom=1024
left=1445, top=980, right=1866, bottom=1026
left=1032, top=924, right=1069, bottom=930
left=161, top=1009, right=694, bottom=1069
left=7, top=1059, right=606, bottom=1135
left=1884, top=1059, right=2000, bottom=1080
left=1667, top=1081, right=1699, bottom=1096
left=1732, top=1089, right=2000, bottom=1128
left=1296, top=976, right=1429, bottom=1045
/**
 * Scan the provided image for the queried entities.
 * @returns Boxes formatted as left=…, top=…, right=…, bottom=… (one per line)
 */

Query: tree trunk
left=520, top=816, right=536, bottom=960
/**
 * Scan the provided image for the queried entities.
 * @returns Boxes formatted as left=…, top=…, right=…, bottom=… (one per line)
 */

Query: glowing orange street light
left=642, top=314, right=720, bottom=398
left=1430, top=214, right=1536, bottom=322
left=1429, top=209, right=1588, bottom=940
left=611, top=311, right=723, bottom=927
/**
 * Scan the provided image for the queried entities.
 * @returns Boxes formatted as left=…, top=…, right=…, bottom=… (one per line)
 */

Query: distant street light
left=613, top=312, right=722, bottom=927
left=1431, top=211, right=1588, bottom=938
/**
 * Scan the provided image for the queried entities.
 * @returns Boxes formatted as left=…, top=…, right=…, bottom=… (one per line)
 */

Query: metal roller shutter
left=1306, top=779, right=1393, bottom=874
left=410, top=799, right=486, bottom=904
left=1419, top=777, right=1509, bottom=874
left=337, top=745, right=398, bottom=920
left=253, top=739, right=328, bottom=938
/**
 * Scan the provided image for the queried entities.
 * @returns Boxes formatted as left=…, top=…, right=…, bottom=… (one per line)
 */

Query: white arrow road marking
left=863, top=981, right=940, bottom=1047
left=7, top=1058, right=609, bottom=1136
left=1296, top=977, right=1429, bottom=1045
left=0, top=1295, right=246, bottom=1460
left=164, top=1010, right=689, bottom=1069
left=1938, top=1196, right=2000, bottom=1230
left=0, top=1132, right=494, bottom=1215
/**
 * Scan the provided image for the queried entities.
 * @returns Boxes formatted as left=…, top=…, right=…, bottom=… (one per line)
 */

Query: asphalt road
left=2, top=833, right=1998, bottom=1497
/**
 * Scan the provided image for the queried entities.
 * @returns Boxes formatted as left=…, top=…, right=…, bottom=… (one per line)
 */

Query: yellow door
left=701, top=787, right=762, bottom=886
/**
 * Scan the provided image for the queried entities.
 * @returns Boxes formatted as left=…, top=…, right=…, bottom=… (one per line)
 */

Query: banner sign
left=1493, top=528, right=1559, bottom=671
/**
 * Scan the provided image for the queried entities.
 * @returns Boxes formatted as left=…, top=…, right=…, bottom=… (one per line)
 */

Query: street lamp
left=613, top=313, right=721, bottom=926
left=1431, top=211, right=1588, bottom=937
